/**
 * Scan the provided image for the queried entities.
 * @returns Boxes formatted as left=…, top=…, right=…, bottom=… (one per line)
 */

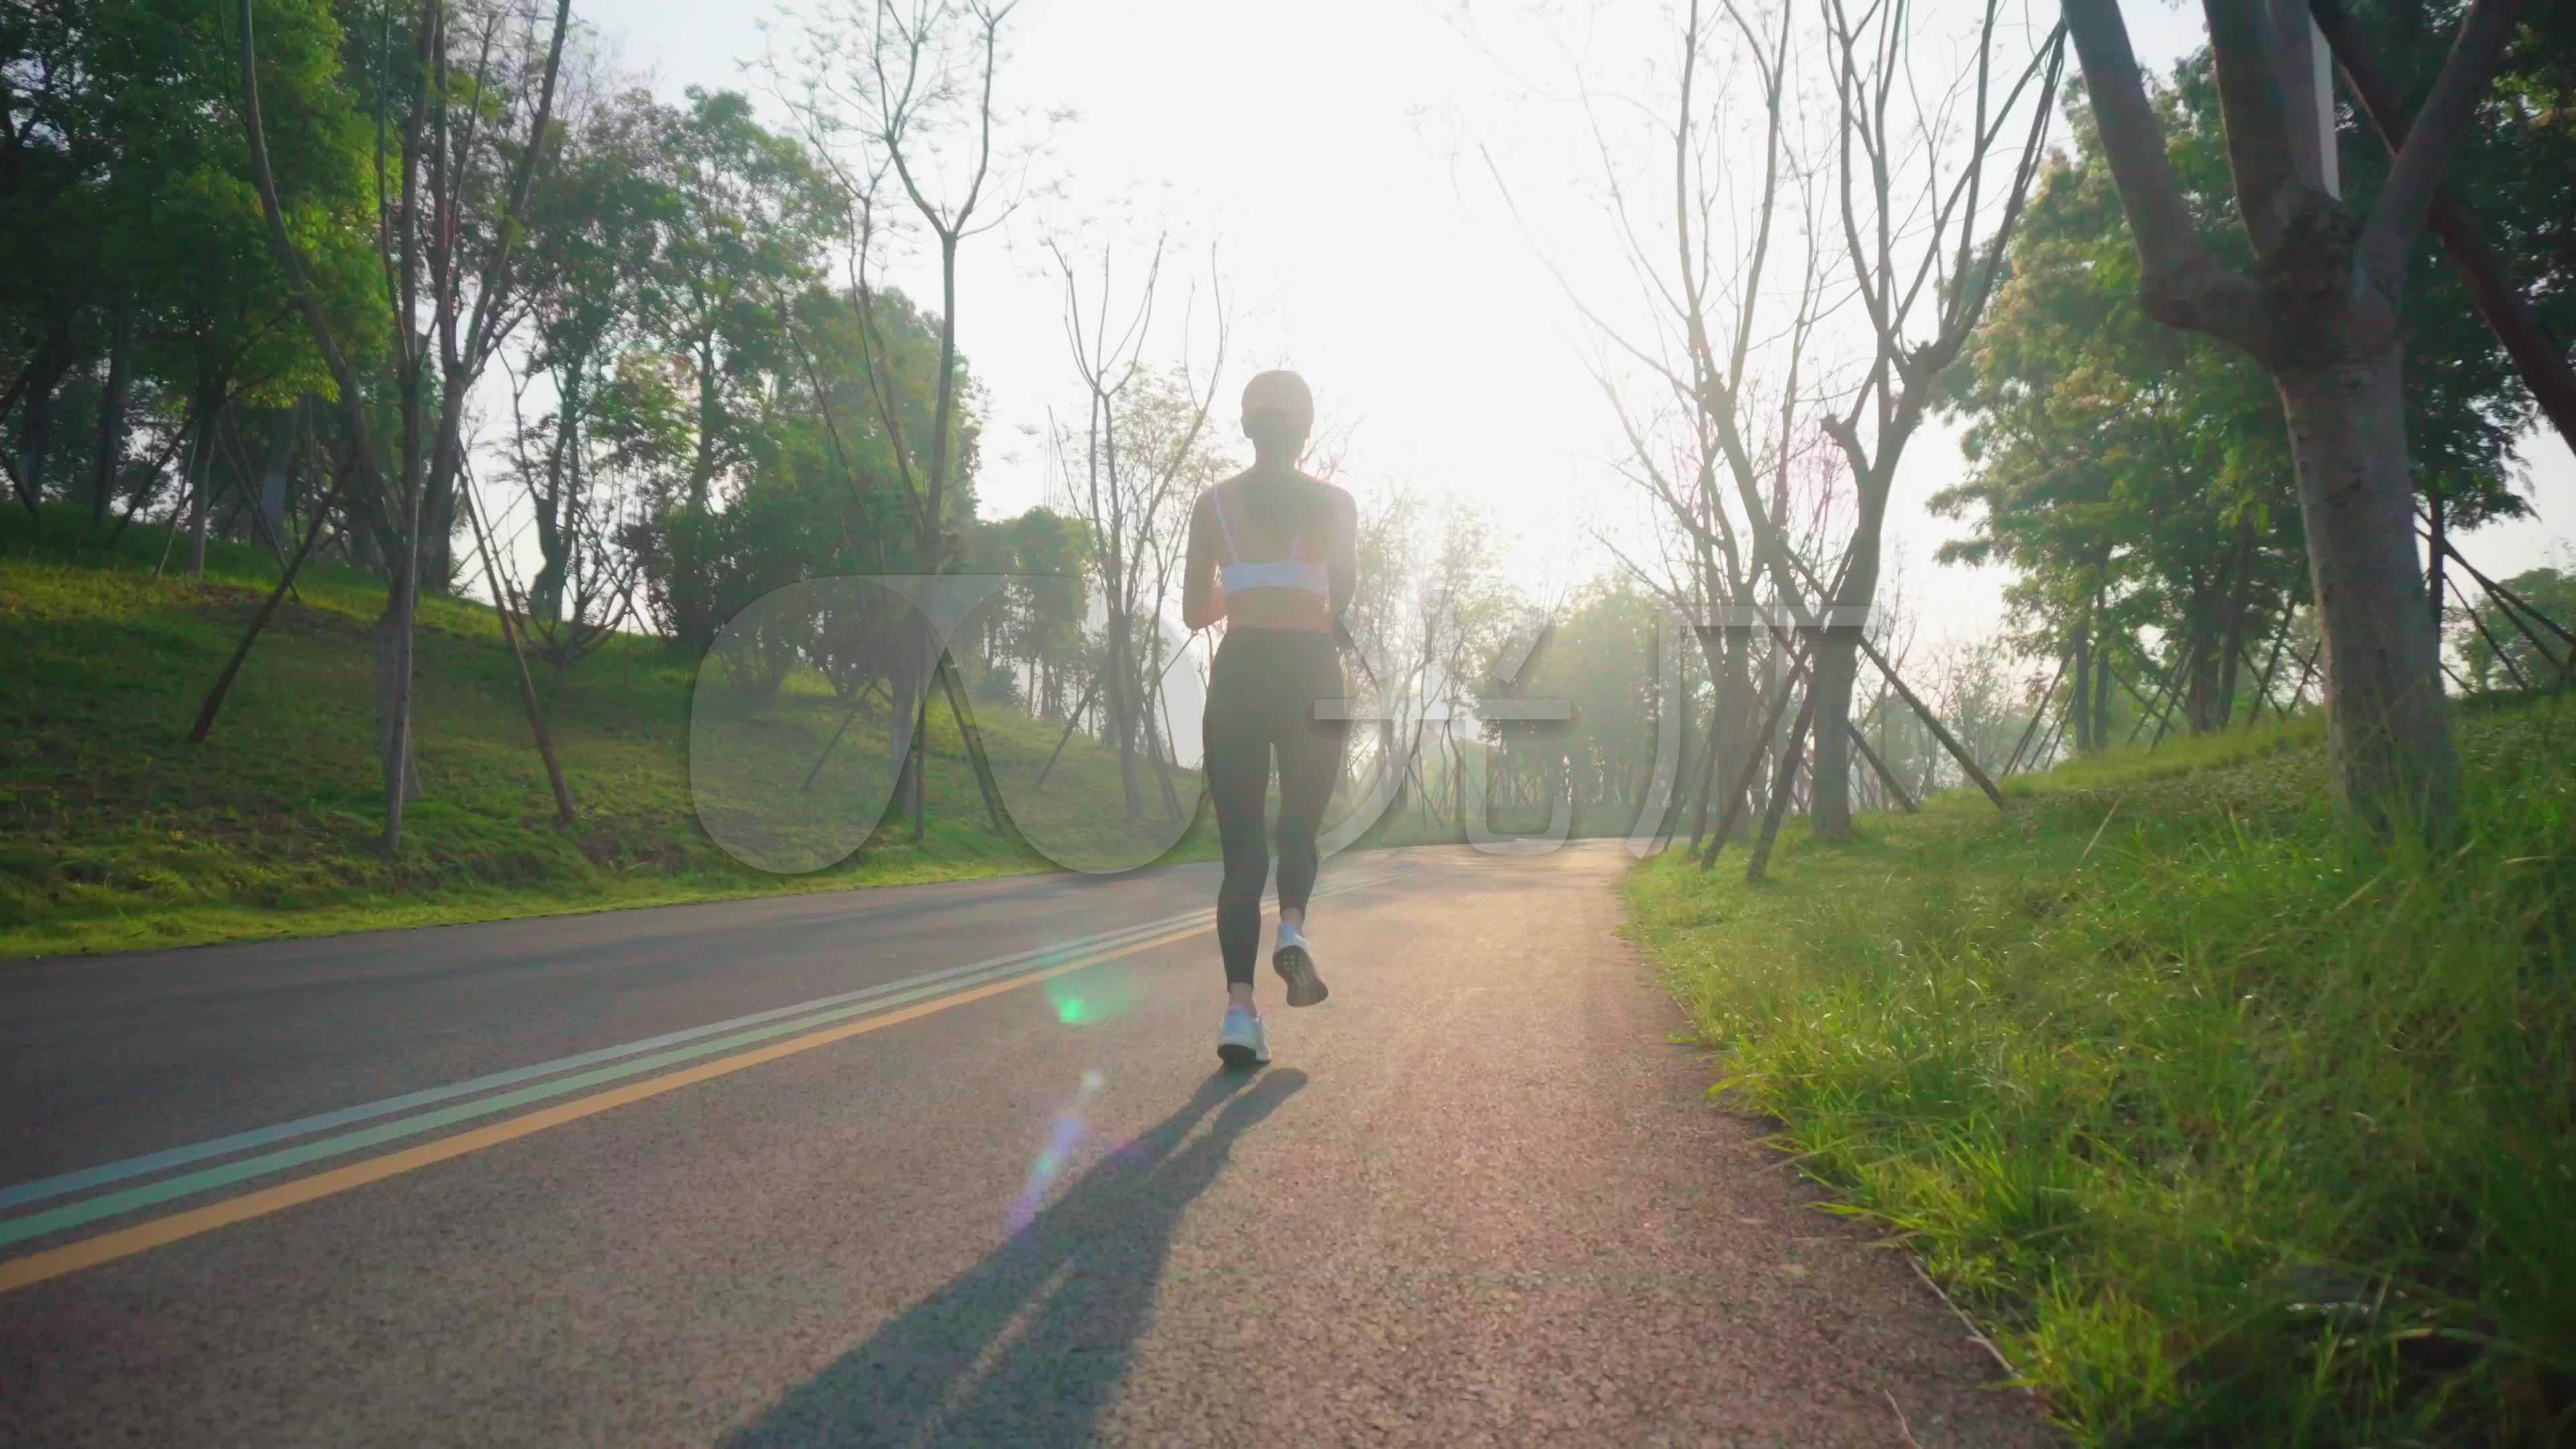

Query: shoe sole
left=1216, top=1040, right=1266, bottom=1069
left=1272, top=945, right=1328, bottom=1008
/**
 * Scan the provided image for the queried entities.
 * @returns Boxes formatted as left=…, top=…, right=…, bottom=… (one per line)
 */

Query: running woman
left=1182, top=370, right=1358, bottom=1068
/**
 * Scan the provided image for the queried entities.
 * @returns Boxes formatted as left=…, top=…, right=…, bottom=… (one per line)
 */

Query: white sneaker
left=1217, top=1005, right=1270, bottom=1067
left=1272, top=928, right=1328, bottom=1008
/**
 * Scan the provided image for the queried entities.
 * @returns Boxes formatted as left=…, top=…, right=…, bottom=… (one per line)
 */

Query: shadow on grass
left=720, top=1065, right=1306, bottom=1448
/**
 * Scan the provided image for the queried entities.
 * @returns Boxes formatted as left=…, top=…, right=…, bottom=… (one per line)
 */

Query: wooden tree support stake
left=2449, top=572, right=2532, bottom=692
left=1851, top=629, right=2009, bottom=811
left=187, top=446, right=356, bottom=745
left=799, top=681, right=890, bottom=792
left=936, top=653, right=1010, bottom=833
left=1033, top=666, right=1108, bottom=790
left=2243, top=606, right=2297, bottom=729
left=460, top=480, right=576, bottom=826
left=1745, top=686, right=1819, bottom=883
left=1699, top=635, right=1819, bottom=871
left=1750, top=619, right=1923, bottom=813
left=2420, top=518, right=2576, bottom=684
left=2146, top=633, right=2208, bottom=749
left=2002, top=653, right=2071, bottom=776
left=1772, top=551, right=2004, bottom=811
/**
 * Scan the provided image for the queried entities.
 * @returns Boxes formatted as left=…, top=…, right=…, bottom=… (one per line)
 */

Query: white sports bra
left=1212, top=487, right=1330, bottom=598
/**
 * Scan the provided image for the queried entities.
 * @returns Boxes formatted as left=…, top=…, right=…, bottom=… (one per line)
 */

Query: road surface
left=0, top=842, right=2055, bottom=1446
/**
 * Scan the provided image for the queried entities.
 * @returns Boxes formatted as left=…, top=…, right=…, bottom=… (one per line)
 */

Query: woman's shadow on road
left=722, top=1066, right=1307, bottom=1448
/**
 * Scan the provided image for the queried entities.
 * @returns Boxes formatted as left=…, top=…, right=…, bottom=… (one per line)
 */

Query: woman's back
left=1191, top=466, right=1355, bottom=635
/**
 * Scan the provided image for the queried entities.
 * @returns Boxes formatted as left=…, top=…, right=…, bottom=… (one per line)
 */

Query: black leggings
left=1202, top=628, right=1348, bottom=987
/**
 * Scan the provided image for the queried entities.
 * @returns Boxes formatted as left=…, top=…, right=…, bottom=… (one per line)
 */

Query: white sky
left=564, top=0, right=2574, bottom=661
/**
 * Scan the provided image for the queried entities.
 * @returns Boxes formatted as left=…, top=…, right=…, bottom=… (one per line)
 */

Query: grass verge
left=1625, top=699, right=2575, bottom=1446
left=1, top=506, right=1232, bottom=958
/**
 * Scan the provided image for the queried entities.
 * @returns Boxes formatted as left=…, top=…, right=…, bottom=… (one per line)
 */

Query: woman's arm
left=1182, top=491, right=1224, bottom=630
left=1327, top=486, right=1359, bottom=623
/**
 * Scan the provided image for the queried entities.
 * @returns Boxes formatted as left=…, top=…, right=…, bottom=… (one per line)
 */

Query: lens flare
left=1007, top=1070, right=1108, bottom=1234
left=1042, top=961, right=1140, bottom=1027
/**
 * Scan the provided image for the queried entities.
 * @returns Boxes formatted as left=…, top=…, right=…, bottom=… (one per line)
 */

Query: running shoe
left=1218, top=1004, right=1270, bottom=1067
left=1272, top=932, right=1329, bottom=1008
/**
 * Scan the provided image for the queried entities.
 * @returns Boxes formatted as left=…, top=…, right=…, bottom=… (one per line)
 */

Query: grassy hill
left=0, top=507, right=1225, bottom=958
left=1627, top=697, right=2576, bottom=1444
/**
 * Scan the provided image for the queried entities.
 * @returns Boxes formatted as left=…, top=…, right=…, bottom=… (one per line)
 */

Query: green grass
left=1626, top=700, right=2576, bottom=1446
left=0, top=506, right=1238, bottom=958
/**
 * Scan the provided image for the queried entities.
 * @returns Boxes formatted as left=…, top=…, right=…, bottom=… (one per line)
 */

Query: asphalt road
left=0, top=842, right=2056, bottom=1447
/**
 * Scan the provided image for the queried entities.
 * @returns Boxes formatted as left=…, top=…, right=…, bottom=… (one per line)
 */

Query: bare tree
left=1493, top=0, right=1842, bottom=856
left=769, top=0, right=1026, bottom=842
left=2057, top=0, right=2532, bottom=834
left=495, top=354, right=645, bottom=678
left=1336, top=486, right=1521, bottom=842
left=1802, top=0, right=2063, bottom=842
left=1046, top=235, right=1226, bottom=820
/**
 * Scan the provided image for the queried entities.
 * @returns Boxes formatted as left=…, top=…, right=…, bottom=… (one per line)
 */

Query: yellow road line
left=0, top=922, right=1208, bottom=1295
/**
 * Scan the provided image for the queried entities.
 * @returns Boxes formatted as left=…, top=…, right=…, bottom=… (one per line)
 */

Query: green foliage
left=1627, top=702, right=2576, bottom=1444
left=4, top=0, right=378, bottom=416
left=1935, top=35, right=2551, bottom=744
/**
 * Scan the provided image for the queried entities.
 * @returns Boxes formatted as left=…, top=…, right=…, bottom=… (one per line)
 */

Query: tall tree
left=2055, top=0, right=2533, bottom=834
left=771, top=0, right=1028, bottom=841
left=239, top=0, right=574, bottom=850
left=505, top=76, right=667, bottom=665
left=1046, top=235, right=1225, bottom=820
left=1801, top=0, right=2065, bottom=842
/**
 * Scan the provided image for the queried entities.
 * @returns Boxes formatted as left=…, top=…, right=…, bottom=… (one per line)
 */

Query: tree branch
left=2309, top=0, right=2576, bottom=448
left=2353, top=0, right=2533, bottom=289
left=2059, top=0, right=2272, bottom=356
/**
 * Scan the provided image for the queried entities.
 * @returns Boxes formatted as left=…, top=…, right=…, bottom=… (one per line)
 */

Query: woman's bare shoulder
left=1202, top=470, right=1260, bottom=507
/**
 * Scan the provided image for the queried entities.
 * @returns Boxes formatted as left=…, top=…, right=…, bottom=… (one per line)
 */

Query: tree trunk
left=2092, top=607, right=2114, bottom=747
left=2423, top=483, right=2446, bottom=635
left=374, top=577, right=424, bottom=816
left=1807, top=484, right=1890, bottom=843
left=91, top=306, right=134, bottom=527
left=532, top=368, right=575, bottom=625
left=1746, top=688, right=1817, bottom=883
left=2072, top=607, right=2095, bottom=752
left=1684, top=629, right=1734, bottom=855
left=889, top=628, right=922, bottom=828
left=417, top=464, right=459, bottom=596
left=1140, top=660, right=1183, bottom=823
left=14, top=333, right=68, bottom=511
left=1701, top=634, right=1814, bottom=871
left=2189, top=623, right=2224, bottom=733
left=1106, top=606, right=1140, bottom=818
left=690, top=339, right=719, bottom=513
left=258, top=402, right=298, bottom=547
left=1664, top=659, right=1693, bottom=848
left=185, top=387, right=222, bottom=578
left=908, top=685, right=928, bottom=843
left=2276, top=352, right=2457, bottom=834
left=2214, top=519, right=2257, bottom=727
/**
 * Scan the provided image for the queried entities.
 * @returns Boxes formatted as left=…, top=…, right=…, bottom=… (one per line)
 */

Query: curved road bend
left=1, top=841, right=2057, bottom=1446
